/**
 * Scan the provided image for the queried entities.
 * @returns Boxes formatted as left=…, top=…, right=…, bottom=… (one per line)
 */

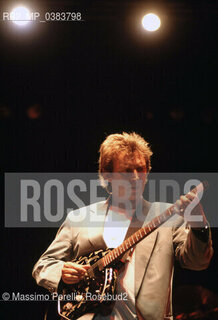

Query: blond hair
left=98, top=132, right=153, bottom=187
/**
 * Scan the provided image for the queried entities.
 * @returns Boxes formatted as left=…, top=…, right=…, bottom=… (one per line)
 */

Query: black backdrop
left=0, top=0, right=217, bottom=319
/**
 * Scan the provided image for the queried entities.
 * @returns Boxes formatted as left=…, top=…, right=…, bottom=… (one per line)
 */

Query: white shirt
left=102, top=208, right=138, bottom=320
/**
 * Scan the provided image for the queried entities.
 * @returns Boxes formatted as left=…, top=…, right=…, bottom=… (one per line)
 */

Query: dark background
left=0, top=0, right=217, bottom=319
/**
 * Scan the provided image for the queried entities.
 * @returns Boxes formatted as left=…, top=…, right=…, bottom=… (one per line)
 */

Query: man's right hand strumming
left=61, top=262, right=90, bottom=284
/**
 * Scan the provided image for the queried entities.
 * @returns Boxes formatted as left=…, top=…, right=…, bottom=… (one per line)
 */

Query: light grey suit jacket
left=32, top=200, right=213, bottom=320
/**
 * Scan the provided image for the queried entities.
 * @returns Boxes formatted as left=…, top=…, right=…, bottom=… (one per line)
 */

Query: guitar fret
left=139, top=230, right=142, bottom=238
left=113, top=250, right=116, bottom=259
left=131, top=236, right=135, bottom=244
left=111, top=251, right=115, bottom=260
left=112, top=251, right=115, bottom=259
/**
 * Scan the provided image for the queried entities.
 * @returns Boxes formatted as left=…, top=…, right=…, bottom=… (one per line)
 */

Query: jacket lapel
left=135, top=230, right=159, bottom=297
left=87, top=201, right=108, bottom=250
left=135, top=202, right=160, bottom=297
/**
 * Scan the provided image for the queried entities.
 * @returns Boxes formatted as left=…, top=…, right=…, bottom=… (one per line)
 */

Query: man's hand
left=62, top=262, right=90, bottom=284
left=176, top=191, right=207, bottom=228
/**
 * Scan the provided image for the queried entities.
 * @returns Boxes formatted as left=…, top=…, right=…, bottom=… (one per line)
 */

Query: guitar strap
left=124, top=199, right=151, bottom=238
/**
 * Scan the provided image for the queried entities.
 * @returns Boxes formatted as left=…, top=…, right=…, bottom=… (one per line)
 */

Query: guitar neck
left=90, top=181, right=207, bottom=273
left=99, top=203, right=175, bottom=270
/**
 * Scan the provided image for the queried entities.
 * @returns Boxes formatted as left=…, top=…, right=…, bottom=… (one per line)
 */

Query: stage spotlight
left=142, top=13, right=161, bottom=32
left=10, top=6, right=31, bottom=26
left=26, top=104, right=42, bottom=119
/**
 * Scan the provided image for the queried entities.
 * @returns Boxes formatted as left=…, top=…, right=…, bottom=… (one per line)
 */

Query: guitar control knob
left=75, top=295, right=83, bottom=302
left=63, top=303, right=73, bottom=311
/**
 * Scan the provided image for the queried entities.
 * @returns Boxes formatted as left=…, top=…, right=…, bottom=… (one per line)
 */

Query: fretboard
left=90, top=181, right=207, bottom=273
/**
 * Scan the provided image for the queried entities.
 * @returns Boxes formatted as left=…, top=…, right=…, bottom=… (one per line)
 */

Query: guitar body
left=58, top=249, right=121, bottom=320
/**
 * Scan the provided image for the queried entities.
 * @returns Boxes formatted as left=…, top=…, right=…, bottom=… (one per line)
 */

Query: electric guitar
left=57, top=181, right=207, bottom=320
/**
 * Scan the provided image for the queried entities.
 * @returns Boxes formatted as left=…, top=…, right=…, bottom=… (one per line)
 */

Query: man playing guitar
left=33, top=132, right=213, bottom=320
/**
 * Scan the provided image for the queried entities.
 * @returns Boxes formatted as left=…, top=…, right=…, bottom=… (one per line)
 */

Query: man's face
left=110, top=151, right=147, bottom=204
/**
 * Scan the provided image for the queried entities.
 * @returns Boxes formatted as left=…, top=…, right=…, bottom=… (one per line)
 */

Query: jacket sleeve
left=32, top=216, right=78, bottom=293
left=172, top=216, right=213, bottom=270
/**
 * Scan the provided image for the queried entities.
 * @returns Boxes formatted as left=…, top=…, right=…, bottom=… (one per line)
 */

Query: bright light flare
left=142, top=13, right=161, bottom=32
left=10, top=6, right=31, bottom=26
